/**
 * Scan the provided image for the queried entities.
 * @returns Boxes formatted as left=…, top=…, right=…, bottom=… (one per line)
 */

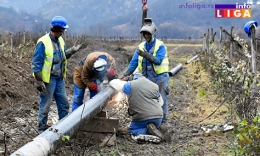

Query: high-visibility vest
left=36, top=33, right=67, bottom=83
left=137, top=40, right=169, bottom=74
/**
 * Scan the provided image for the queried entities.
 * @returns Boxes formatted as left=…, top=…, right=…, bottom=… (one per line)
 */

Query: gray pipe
left=11, top=87, right=117, bottom=156
left=185, top=55, right=199, bottom=64
left=168, top=64, right=182, bottom=76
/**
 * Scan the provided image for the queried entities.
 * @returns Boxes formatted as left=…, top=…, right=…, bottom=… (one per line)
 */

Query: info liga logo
left=215, top=3, right=252, bottom=18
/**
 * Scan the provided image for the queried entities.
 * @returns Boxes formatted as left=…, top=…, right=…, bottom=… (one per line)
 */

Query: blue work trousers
left=156, top=73, right=169, bottom=123
left=71, top=84, right=86, bottom=111
left=38, top=78, right=69, bottom=131
left=71, top=80, right=101, bottom=112
left=128, top=118, right=162, bottom=136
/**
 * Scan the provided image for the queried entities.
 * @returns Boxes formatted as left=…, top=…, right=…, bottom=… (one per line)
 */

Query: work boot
left=131, top=134, right=161, bottom=144
left=131, top=135, right=146, bottom=144
left=147, top=123, right=165, bottom=141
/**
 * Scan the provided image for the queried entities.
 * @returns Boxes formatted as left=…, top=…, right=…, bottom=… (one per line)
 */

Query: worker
left=110, top=73, right=165, bottom=143
left=120, top=18, right=170, bottom=123
left=31, top=16, right=82, bottom=132
left=71, top=52, right=117, bottom=111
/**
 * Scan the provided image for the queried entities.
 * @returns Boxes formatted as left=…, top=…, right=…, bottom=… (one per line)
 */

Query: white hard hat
left=93, top=58, right=107, bottom=71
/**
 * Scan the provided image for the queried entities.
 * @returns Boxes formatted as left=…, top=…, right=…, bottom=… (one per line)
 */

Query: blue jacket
left=128, top=39, right=166, bottom=71
left=127, top=39, right=167, bottom=82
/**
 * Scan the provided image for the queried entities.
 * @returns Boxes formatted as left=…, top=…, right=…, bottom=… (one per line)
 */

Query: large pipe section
left=185, top=55, right=199, bottom=64
left=11, top=87, right=117, bottom=156
left=168, top=64, right=182, bottom=76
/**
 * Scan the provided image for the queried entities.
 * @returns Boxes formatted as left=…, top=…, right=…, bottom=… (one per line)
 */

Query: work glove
left=119, top=69, right=133, bottom=81
left=65, top=43, right=84, bottom=59
left=106, top=68, right=117, bottom=82
left=89, top=83, right=99, bottom=92
left=36, top=81, right=46, bottom=92
left=137, top=48, right=155, bottom=63
left=34, top=72, right=42, bottom=81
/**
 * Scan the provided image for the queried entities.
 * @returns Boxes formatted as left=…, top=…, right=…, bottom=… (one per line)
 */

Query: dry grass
left=165, top=43, right=202, bottom=47
left=181, top=59, right=234, bottom=155
left=184, top=61, right=230, bottom=124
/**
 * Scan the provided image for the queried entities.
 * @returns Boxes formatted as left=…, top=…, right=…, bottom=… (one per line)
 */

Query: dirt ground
left=0, top=40, right=235, bottom=156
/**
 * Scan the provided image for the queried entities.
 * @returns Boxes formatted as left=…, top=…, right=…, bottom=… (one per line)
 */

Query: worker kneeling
left=109, top=73, right=164, bottom=143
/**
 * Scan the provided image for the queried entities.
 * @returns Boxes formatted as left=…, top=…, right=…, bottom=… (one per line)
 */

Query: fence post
left=250, top=24, right=257, bottom=93
left=1, top=33, right=4, bottom=53
left=229, top=26, right=234, bottom=67
left=251, top=26, right=256, bottom=74
left=0, top=35, right=2, bottom=53
left=202, top=33, right=207, bottom=52
left=210, top=28, right=213, bottom=43
left=219, top=27, right=223, bottom=51
left=10, top=32, right=13, bottom=54
left=206, top=29, right=209, bottom=53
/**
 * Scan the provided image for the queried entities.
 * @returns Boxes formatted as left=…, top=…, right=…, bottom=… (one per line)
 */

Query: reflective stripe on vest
left=36, top=33, right=67, bottom=83
left=137, top=40, right=169, bottom=74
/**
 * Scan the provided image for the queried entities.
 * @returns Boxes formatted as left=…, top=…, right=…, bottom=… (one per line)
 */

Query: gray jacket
left=128, top=77, right=163, bottom=121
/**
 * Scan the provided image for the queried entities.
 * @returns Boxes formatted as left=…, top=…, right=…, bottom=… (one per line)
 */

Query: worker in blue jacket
left=31, top=16, right=82, bottom=132
left=120, top=18, right=170, bottom=123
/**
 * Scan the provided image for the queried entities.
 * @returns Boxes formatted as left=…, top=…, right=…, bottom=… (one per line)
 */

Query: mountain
left=0, top=0, right=259, bottom=39
left=0, top=0, right=50, bottom=13
left=0, top=6, right=48, bottom=33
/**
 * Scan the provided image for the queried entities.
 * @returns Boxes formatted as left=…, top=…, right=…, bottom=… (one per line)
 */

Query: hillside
left=0, top=6, right=48, bottom=33
left=35, top=0, right=260, bottom=38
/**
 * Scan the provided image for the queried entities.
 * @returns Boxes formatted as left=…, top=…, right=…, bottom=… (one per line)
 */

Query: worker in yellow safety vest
left=120, top=18, right=170, bottom=123
left=31, top=16, right=82, bottom=132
